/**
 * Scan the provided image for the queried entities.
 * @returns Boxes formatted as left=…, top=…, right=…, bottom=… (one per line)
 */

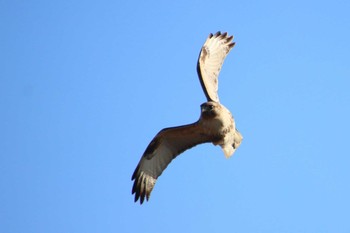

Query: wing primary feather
left=220, top=32, right=228, bottom=38
left=131, top=165, right=139, bottom=181
left=229, top=42, right=236, bottom=49
left=226, top=35, right=234, bottom=43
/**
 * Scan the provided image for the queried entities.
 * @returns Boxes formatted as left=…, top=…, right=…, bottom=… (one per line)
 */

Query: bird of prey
left=132, top=32, right=243, bottom=204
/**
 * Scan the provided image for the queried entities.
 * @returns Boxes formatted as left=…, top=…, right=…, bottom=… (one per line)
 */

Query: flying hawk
left=132, top=32, right=243, bottom=204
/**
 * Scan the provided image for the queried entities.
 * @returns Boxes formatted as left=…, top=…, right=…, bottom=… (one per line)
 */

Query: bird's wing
left=131, top=122, right=212, bottom=204
left=197, top=32, right=235, bottom=102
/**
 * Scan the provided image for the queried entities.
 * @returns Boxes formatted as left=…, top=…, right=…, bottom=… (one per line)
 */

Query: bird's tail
left=222, top=128, right=243, bottom=158
left=234, top=129, right=243, bottom=149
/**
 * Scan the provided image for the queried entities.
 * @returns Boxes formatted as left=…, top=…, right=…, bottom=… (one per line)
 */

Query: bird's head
left=200, top=101, right=220, bottom=119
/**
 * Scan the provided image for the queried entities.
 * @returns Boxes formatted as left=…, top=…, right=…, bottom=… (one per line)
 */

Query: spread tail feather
left=221, top=128, right=243, bottom=158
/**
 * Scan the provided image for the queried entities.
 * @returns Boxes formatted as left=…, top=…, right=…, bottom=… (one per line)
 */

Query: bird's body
left=131, top=32, right=243, bottom=204
left=200, top=108, right=231, bottom=147
left=199, top=102, right=241, bottom=158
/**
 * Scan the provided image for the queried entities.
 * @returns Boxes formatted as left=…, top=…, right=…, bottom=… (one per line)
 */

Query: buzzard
left=132, top=32, right=243, bottom=204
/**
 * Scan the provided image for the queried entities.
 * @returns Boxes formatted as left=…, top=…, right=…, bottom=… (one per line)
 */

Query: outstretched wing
left=197, top=32, right=235, bottom=102
left=132, top=122, right=212, bottom=204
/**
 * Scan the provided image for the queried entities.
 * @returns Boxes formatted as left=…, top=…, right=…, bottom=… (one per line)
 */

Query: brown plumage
left=132, top=32, right=243, bottom=204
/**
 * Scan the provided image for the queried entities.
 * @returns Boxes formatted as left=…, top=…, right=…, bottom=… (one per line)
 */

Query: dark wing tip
left=131, top=173, right=146, bottom=204
left=132, top=169, right=156, bottom=204
left=131, top=164, right=139, bottom=181
left=209, top=31, right=234, bottom=42
left=229, top=42, right=236, bottom=49
left=212, top=32, right=235, bottom=48
left=226, top=35, right=234, bottom=43
left=214, top=31, right=221, bottom=37
left=220, top=32, right=228, bottom=38
left=131, top=165, right=145, bottom=204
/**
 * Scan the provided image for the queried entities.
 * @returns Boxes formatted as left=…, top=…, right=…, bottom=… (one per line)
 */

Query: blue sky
left=1, top=0, right=350, bottom=232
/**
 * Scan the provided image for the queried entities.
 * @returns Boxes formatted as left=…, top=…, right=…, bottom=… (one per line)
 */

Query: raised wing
left=131, top=122, right=212, bottom=204
left=197, top=32, right=235, bottom=102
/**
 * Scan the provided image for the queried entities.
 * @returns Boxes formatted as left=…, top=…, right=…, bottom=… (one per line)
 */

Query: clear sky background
left=1, top=0, right=350, bottom=232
